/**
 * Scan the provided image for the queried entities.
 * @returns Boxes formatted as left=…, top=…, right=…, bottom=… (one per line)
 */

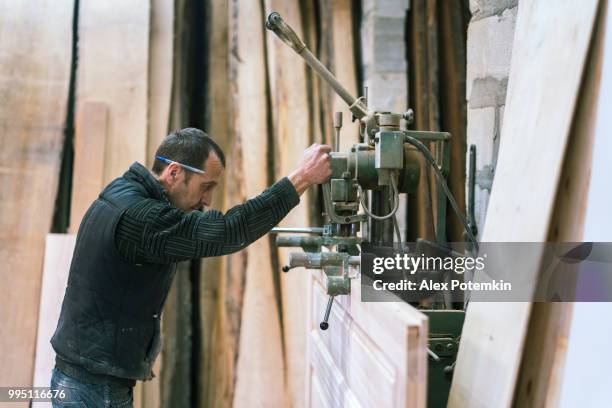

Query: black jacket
left=51, top=162, right=299, bottom=381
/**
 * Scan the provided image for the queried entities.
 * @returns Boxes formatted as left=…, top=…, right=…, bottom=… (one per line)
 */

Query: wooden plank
left=198, top=0, right=229, bottom=406
left=146, top=0, right=174, bottom=166
left=0, top=0, right=74, bottom=391
left=69, top=102, right=108, bottom=233
left=137, top=1, right=174, bottom=406
left=76, top=0, right=150, bottom=184
left=306, top=273, right=427, bottom=407
left=449, top=1, right=601, bottom=407
left=330, top=0, right=360, bottom=151
left=264, top=1, right=312, bottom=405
left=160, top=1, right=193, bottom=405
left=159, top=262, right=193, bottom=408
left=301, top=0, right=325, bottom=225
left=232, top=0, right=285, bottom=406
left=407, top=0, right=436, bottom=241
left=515, top=1, right=607, bottom=406
left=76, top=2, right=150, bottom=403
left=32, top=235, right=76, bottom=408
left=557, top=6, right=612, bottom=404
left=438, top=2, right=468, bottom=241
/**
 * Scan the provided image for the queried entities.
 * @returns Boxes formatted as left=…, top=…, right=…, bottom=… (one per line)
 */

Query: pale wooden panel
left=146, top=0, right=174, bottom=167
left=139, top=1, right=174, bottom=406
left=198, top=0, right=230, bottom=405
left=516, top=2, right=607, bottom=406
left=69, top=102, right=108, bottom=233
left=76, top=0, right=150, bottom=184
left=449, top=1, right=601, bottom=407
left=232, top=0, right=285, bottom=406
left=0, top=0, right=74, bottom=393
left=76, top=3, right=150, bottom=404
left=307, top=273, right=427, bottom=408
left=160, top=1, right=192, bottom=405
left=264, top=1, right=312, bottom=406
left=330, top=0, right=360, bottom=150
left=32, top=234, right=76, bottom=408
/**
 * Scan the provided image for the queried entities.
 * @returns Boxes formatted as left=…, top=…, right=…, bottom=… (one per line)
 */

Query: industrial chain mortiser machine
left=265, top=12, right=477, bottom=406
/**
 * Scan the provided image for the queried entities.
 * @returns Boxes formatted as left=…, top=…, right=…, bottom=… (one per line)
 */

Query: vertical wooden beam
left=450, top=1, right=601, bottom=406
left=199, top=0, right=229, bottom=405
left=438, top=1, right=468, bottom=242
left=0, top=0, right=74, bottom=392
left=32, top=234, right=76, bottom=407
left=514, top=1, right=606, bottom=405
left=69, top=102, right=108, bottom=233
left=407, top=0, right=436, bottom=241
left=146, top=0, right=174, bottom=166
left=76, top=0, right=150, bottom=184
left=138, top=1, right=175, bottom=406
left=264, top=1, right=312, bottom=405
left=232, top=2, right=286, bottom=406
left=160, top=1, right=193, bottom=406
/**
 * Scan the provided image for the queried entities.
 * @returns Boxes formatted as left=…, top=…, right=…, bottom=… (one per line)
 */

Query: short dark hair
left=152, top=128, right=225, bottom=180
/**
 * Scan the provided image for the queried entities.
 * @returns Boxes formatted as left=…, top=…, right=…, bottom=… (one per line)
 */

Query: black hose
left=404, top=135, right=479, bottom=251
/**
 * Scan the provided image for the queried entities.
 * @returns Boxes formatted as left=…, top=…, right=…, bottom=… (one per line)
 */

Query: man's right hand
left=288, top=143, right=333, bottom=195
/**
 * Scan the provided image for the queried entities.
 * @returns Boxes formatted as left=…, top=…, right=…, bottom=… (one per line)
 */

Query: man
left=50, top=128, right=332, bottom=407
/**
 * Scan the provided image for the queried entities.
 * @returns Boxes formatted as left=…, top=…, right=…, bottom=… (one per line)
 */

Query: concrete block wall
left=466, top=0, right=518, bottom=236
left=361, top=0, right=409, bottom=113
left=361, top=0, right=410, bottom=238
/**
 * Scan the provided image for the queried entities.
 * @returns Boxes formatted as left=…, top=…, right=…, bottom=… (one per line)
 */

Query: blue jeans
left=50, top=366, right=133, bottom=408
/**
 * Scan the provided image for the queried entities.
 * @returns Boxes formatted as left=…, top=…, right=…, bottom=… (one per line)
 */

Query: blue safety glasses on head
left=155, top=156, right=206, bottom=174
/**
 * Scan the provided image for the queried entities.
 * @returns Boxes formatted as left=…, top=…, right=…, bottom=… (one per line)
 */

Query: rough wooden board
left=136, top=2, right=174, bottom=406
left=146, top=0, right=174, bottom=167
left=69, top=102, right=108, bottom=233
left=264, top=1, right=312, bottom=405
left=407, top=0, right=437, bottom=241
left=32, top=235, right=76, bottom=408
left=231, top=0, right=285, bottom=406
left=159, top=2, right=193, bottom=405
left=76, top=0, right=150, bottom=184
left=301, top=0, right=325, bottom=226
left=0, top=0, right=74, bottom=392
left=515, top=2, right=607, bottom=406
left=438, top=2, right=468, bottom=241
left=198, top=0, right=229, bottom=406
left=558, top=5, right=612, bottom=404
left=160, top=262, right=192, bottom=408
left=330, top=0, right=360, bottom=151
left=449, top=1, right=601, bottom=407
left=306, top=273, right=427, bottom=407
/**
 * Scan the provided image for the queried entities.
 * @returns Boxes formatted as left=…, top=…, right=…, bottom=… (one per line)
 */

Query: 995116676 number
left=1, top=387, right=66, bottom=402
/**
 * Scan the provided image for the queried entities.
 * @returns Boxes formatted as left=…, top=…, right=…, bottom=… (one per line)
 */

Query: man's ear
left=163, top=162, right=182, bottom=185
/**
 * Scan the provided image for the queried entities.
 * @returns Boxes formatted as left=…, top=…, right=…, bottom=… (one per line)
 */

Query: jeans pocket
left=50, top=367, right=97, bottom=407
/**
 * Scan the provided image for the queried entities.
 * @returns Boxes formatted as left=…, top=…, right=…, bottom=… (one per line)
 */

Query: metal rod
left=467, top=145, right=478, bottom=237
left=266, top=12, right=368, bottom=119
left=270, top=227, right=324, bottom=234
left=320, top=296, right=334, bottom=330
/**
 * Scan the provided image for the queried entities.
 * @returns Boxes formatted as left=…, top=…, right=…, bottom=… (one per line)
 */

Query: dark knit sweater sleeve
left=115, top=177, right=300, bottom=264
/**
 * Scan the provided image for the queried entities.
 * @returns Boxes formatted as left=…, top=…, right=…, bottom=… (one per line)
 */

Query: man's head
left=152, top=128, right=225, bottom=212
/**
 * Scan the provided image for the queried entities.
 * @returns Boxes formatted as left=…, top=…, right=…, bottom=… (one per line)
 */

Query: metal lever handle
left=265, top=12, right=306, bottom=53
left=320, top=296, right=334, bottom=330
left=333, top=112, right=342, bottom=152
left=265, top=12, right=368, bottom=119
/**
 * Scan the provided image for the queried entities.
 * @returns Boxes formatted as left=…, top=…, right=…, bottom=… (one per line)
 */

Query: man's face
left=165, top=153, right=224, bottom=212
